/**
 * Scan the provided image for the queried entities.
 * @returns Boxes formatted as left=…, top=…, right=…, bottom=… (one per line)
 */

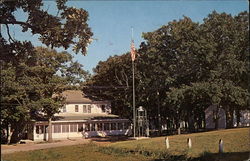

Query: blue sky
left=3, top=0, right=248, bottom=73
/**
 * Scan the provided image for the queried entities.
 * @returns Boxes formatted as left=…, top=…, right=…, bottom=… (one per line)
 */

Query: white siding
left=60, top=103, right=111, bottom=114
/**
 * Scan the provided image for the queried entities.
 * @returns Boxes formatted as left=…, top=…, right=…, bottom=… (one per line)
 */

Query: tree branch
left=2, top=20, right=33, bottom=29
left=114, top=68, right=123, bottom=85
left=5, top=24, right=15, bottom=42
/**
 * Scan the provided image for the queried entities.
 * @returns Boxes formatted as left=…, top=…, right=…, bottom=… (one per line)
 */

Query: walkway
left=1, top=138, right=90, bottom=154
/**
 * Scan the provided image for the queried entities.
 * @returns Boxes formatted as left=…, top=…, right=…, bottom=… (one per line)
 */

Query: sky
left=3, top=0, right=249, bottom=73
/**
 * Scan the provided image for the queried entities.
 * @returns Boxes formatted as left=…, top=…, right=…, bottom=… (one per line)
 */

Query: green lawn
left=109, top=127, right=250, bottom=157
left=2, top=143, right=150, bottom=161
left=2, top=128, right=249, bottom=161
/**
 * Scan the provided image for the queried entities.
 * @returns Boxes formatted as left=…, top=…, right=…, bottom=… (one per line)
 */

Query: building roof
left=61, top=90, right=92, bottom=103
left=52, top=113, right=120, bottom=121
left=35, top=113, right=129, bottom=123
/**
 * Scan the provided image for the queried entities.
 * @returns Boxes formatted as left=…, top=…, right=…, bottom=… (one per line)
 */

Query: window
left=101, top=105, right=106, bottom=113
left=45, top=125, right=48, bottom=133
left=111, top=123, right=116, bottom=130
left=62, top=106, right=66, bottom=112
left=53, top=124, right=61, bottom=133
left=124, top=122, right=129, bottom=129
left=104, top=123, right=110, bottom=131
left=85, top=123, right=90, bottom=131
left=36, top=125, right=44, bottom=134
left=83, top=105, right=87, bottom=113
left=62, top=124, right=69, bottom=133
left=78, top=123, right=83, bottom=132
left=87, top=105, right=91, bottom=113
left=97, top=123, right=103, bottom=131
left=118, top=123, right=123, bottom=130
left=70, top=124, right=77, bottom=132
left=75, top=105, right=79, bottom=112
left=90, top=123, right=96, bottom=131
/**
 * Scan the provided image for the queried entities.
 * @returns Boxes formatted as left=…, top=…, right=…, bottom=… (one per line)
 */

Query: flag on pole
left=130, top=40, right=136, bottom=61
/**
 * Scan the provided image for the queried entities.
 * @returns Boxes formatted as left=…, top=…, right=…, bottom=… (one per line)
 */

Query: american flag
left=130, top=40, right=136, bottom=61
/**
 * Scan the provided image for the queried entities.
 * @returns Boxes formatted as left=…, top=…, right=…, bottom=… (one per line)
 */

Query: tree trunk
left=225, top=109, right=234, bottom=129
left=157, top=93, right=161, bottom=136
left=7, top=124, right=12, bottom=144
left=10, top=129, right=20, bottom=144
left=236, top=109, right=241, bottom=127
left=10, top=123, right=26, bottom=144
left=48, top=117, right=52, bottom=142
left=203, top=111, right=206, bottom=129
left=188, top=114, right=195, bottom=132
left=214, top=118, right=218, bottom=129
left=214, top=106, right=219, bottom=130
left=229, top=110, right=234, bottom=128
left=177, top=122, right=181, bottom=135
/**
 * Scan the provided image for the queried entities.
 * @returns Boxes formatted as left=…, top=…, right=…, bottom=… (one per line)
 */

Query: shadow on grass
left=98, top=145, right=249, bottom=161
left=90, top=136, right=131, bottom=143
left=153, top=151, right=249, bottom=161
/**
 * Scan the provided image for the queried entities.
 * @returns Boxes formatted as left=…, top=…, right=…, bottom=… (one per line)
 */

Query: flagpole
left=131, top=27, right=136, bottom=138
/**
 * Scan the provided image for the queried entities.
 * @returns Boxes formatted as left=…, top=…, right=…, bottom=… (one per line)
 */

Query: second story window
left=62, top=106, right=66, bottom=112
left=101, top=105, right=106, bottom=113
left=75, top=105, right=79, bottom=112
left=83, top=105, right=87, bottom=113
left=87, top=105, right=91, bottom=113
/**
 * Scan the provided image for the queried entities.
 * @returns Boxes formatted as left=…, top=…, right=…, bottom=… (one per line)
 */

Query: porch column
left=33, top=125, right=36, bottom=141
left=83, top=123, right=85, bottom=130
left=95, top=123, right=98, bottom=131
left=116, top=123, right=118, bottom=130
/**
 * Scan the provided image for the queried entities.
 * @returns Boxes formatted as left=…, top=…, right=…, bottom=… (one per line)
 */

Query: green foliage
left=85, top=11, right=249, bottom=130
left=0, top=0, right=92, bottom=143
left=83, top=53, right=134, bottom=118
left=1, top=0, right=93, bottom=54
left=1, top=47, right=88, bottom=143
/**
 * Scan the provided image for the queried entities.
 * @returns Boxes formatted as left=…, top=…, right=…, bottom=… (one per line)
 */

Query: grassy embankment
left=2, top=128, right=249, bottom=161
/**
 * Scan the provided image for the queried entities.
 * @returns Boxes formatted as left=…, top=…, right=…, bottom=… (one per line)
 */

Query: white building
left=205, top=105, right=250, bottom=129
left=27, top=90, right=131, bottom=141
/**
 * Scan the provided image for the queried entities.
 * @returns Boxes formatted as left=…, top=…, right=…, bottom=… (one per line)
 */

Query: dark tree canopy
left=0, top=0, right=92, bottom=143
left=84, top=11, right=249, bottom=132
left=1, top=0, right=93, bottom=54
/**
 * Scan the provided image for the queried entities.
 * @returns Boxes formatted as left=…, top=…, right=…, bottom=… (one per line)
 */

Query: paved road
left=1, top=139, right=90, bottom=154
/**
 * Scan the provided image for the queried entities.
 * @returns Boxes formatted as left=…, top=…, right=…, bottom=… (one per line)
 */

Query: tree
left=83, top=53, right=134, bottom=119
left=199, top=11, right=249, bottom=128
left=30, top=47, right=88, bottom=142
left=1, top=0, right=93, bottom=54
left=1, top=0, right=92, bottom=143
left=1, top=47, right=88, bottom=143
left=1, top=46, right=88, bottom=143
left=85, top=11, right=249, bottom=134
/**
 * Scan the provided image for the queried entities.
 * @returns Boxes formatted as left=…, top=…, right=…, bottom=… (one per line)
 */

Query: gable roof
left=62, top=90, right=93, bottom=103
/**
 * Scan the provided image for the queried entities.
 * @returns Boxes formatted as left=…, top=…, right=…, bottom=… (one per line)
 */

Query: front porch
left=30, top=118, right=131, bottom=141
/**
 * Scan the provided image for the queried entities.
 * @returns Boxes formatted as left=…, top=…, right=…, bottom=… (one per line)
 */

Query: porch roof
left=52, top=113, right=119, bottom=121
left=34, top=113, right=130, bottom=124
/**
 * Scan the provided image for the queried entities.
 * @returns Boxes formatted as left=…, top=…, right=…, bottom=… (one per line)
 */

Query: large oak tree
left=1, top=0, right=92, bottom=143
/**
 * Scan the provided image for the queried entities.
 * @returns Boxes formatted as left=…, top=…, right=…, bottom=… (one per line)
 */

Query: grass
left=109, top=127, right=250, bottom=158
left=2, top=128, right=249, bottom=161
left=2, top=143, right=151, bottom=161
